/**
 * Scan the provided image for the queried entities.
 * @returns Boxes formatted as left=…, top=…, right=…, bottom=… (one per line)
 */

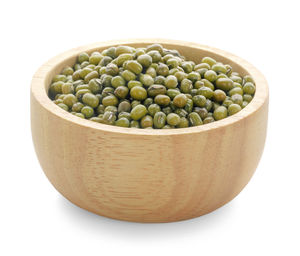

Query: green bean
left=49, top=44, right=256, bottom=128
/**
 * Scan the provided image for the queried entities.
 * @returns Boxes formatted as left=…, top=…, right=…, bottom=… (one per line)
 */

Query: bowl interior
left=33, top=39, right=268, bottom=135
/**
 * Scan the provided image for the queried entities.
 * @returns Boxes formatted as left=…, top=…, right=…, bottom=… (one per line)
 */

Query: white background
left=1, top=0, right=299, bottom=255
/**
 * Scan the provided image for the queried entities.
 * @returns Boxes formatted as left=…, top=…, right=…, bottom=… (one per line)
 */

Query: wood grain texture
left=31, top=39, right=269, bottom=222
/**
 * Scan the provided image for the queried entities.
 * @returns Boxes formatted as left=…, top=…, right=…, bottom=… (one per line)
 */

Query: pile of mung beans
left=49, top=44, right=256, bottom=129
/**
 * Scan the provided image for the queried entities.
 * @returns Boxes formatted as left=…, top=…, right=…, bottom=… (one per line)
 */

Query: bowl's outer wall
left=31, top=40, right=269, bottom=222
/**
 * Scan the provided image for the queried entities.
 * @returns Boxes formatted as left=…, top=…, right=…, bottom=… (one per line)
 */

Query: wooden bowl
left=31, top=39, right=269, bottom=223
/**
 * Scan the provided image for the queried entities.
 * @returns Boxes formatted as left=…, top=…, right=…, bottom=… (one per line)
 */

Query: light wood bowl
left=31, top=39, right=269, bottom=223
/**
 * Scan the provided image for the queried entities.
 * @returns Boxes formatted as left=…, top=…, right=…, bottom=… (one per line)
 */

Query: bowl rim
left=31, top=38, right=269, bottom=136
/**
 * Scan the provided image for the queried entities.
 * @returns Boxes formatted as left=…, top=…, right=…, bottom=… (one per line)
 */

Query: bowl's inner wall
left=44, top=42, right=250, bottom=92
